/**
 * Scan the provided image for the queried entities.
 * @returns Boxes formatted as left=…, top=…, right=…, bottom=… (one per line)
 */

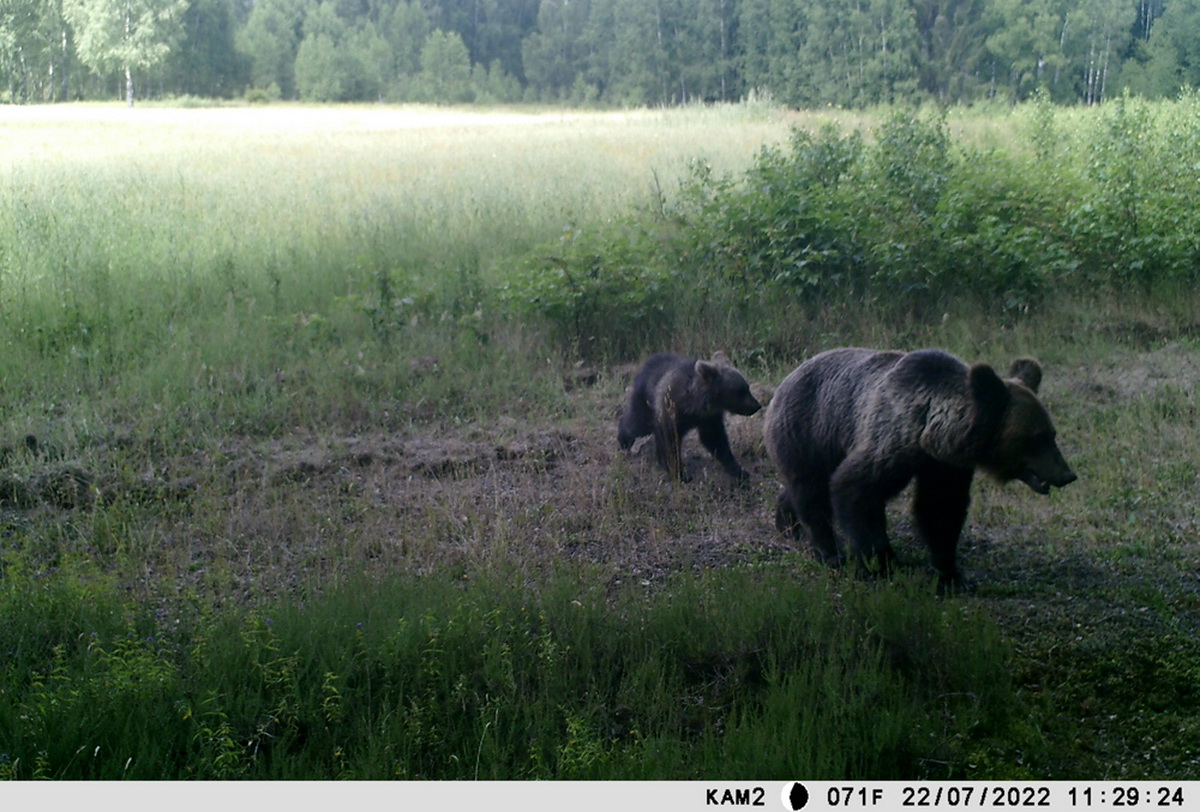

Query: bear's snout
left=1018, top=457, right=1077, bottom=495
left=734, top=395, right=762, bottom=416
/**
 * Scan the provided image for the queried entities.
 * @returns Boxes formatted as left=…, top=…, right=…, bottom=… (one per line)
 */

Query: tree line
left=2, top=1, right=1198, bottom=107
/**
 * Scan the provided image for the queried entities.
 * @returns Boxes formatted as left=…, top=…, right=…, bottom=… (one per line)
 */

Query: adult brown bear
left=764, top=347, right=1076, bottom=589
left=618, top=352, right=761, bottom=482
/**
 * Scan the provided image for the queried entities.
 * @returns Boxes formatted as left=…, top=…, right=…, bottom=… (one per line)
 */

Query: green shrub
left=678, top=125, right=866, bottom=303
left=1069, top=93, right=1200, bottom=294
left=501, top=220, right=683, bottom=361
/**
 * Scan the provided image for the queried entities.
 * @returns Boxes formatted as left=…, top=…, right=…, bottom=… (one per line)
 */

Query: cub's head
left=975, top=358, right=1077, bottom=494
left=696, top=352, right=762, bottom=417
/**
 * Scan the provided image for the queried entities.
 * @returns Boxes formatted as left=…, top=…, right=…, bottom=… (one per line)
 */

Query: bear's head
left=697, top=353, right=762, bottom=417
left=973, top=358, right=1077, bottom=494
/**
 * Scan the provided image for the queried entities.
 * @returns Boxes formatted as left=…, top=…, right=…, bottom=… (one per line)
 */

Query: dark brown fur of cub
left=618, top=352, right=761, bottom=481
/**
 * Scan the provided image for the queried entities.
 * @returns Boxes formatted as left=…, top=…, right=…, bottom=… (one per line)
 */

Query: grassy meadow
left=1, top=100, right=1200, bottom=780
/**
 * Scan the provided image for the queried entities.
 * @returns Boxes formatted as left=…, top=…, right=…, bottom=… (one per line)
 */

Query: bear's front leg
left=697, top=418, right=748, bottom=482
left=777, top=480, right=843, bottom=564
left=913, top=459, right=974, bottom=591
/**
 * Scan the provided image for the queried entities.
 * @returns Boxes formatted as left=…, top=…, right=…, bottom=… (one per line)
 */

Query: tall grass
left=9, top=99, right=1198, bottom=441
left=0, top=104, right=793, bottom=443
left=0, top=561, right=1024, bottom=780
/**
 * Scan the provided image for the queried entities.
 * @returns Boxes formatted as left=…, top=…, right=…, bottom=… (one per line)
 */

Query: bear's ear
left=695, top=360, right=721, bottom=383
left=965, top=364, right=1012, bottom=454
left=1007, top=358, right=1043, bottom=392
left=710, top=350, right=731, bottom=366
left=969, top=363, right=1010, bottom=415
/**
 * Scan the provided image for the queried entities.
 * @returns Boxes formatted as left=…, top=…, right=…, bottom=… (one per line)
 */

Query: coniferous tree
left=163, top=0, right=248, bottom=97
left=984, top=0, right=1072, bottom=101
left=419, top=28, right=472, bottom=102
left=238, top=0, right=306, bottom=98
left=522, top=0, right=589, bottom=101
left=382, top=0, right=431, bottom=98
left=913, top=0, right=990, bottom=102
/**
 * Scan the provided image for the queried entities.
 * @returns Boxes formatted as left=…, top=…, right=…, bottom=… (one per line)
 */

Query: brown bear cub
left=618, top=352, right=761, bottom=482
left=764, top=347, right=1076, bottom=590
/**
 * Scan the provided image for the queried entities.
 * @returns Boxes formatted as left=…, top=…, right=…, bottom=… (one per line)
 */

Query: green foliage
left=501, top=221, right=683, bottom=362
left=666, top=110, right=1055, bottom=319
left=0, top=563, right=1026, bottom=779
left=873, top=108, right=951, bottom=221
left=295, top=33, right=347, bottom=102
left=701, top=124, right=865, bottom=296
left=418, top=29, right=473, bottom=103
left=63, top=0, right=188, bottom=104
left=1063, top=93, right=1200, bottom=295
left=236, top=0, right=301, bottom=98
left=4, top=0, right=1185, bottom=106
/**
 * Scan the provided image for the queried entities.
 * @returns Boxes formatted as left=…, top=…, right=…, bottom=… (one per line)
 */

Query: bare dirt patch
left=4, top=348, right=1194, bottom=608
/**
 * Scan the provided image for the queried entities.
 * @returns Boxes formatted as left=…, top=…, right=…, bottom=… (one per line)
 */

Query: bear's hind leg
left=618, top=396, right=654, bottom=450
left=792, top=477, right=849, bottom=561
left=913, top=459, right=974, bottom=591
left=831, top=456, right=908, bottom=577
left=652, top=408, right=689, bottom=481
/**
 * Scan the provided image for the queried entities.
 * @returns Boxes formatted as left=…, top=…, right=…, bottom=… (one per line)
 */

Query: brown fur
left=618, top=352, right=761, bottom=481
left=764, top=347, right=1076, bottom=589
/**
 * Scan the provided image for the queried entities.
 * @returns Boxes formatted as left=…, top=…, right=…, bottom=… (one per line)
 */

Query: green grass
left=2, top=101, right=1200, bottom=780
left=1, top=104, right=792, bottom=441
left=0, top=560, right=1025, bottom=780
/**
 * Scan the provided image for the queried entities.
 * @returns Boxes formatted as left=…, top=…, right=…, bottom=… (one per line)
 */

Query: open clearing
left=4, top=104, right=1200, bottom=778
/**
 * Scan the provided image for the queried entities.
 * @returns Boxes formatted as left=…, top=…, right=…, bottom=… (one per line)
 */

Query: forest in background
left=2, top=1, right=1198, bottom=108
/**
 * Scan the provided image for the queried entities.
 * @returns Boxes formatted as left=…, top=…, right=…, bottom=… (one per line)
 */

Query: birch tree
left=1065, top=0, right=1134, bottom=105
left=64, top=0, right=185, bottom=105
left=0, top=0, right=37, bottom=102
left=985, top=0, right=1071, bottom=101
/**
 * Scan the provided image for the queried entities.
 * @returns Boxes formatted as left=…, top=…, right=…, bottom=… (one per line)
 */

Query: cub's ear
left=1007, top=357, right=1043, bottom=392
left=710, top=350, right=731, bottom=366
left=695, top=360, right=721, bottom=382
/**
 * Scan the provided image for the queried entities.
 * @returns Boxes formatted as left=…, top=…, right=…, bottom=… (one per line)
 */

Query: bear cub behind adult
left=618, top=352, right=761, bottom=481
left=764, top=347, right=1076, bottom=589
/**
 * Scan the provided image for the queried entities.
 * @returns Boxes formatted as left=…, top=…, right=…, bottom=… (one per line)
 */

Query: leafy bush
left=676, top=112, right=968, bottom=314
left=935, top=150, right=1074, bottom=312
left=676, top=125, right=866, bottom=303
left=485, top=98, right=1200, bottom=361
left=1069, top=93, right=1200, bottom=294
left=500, top=220, right=683, bottom=361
